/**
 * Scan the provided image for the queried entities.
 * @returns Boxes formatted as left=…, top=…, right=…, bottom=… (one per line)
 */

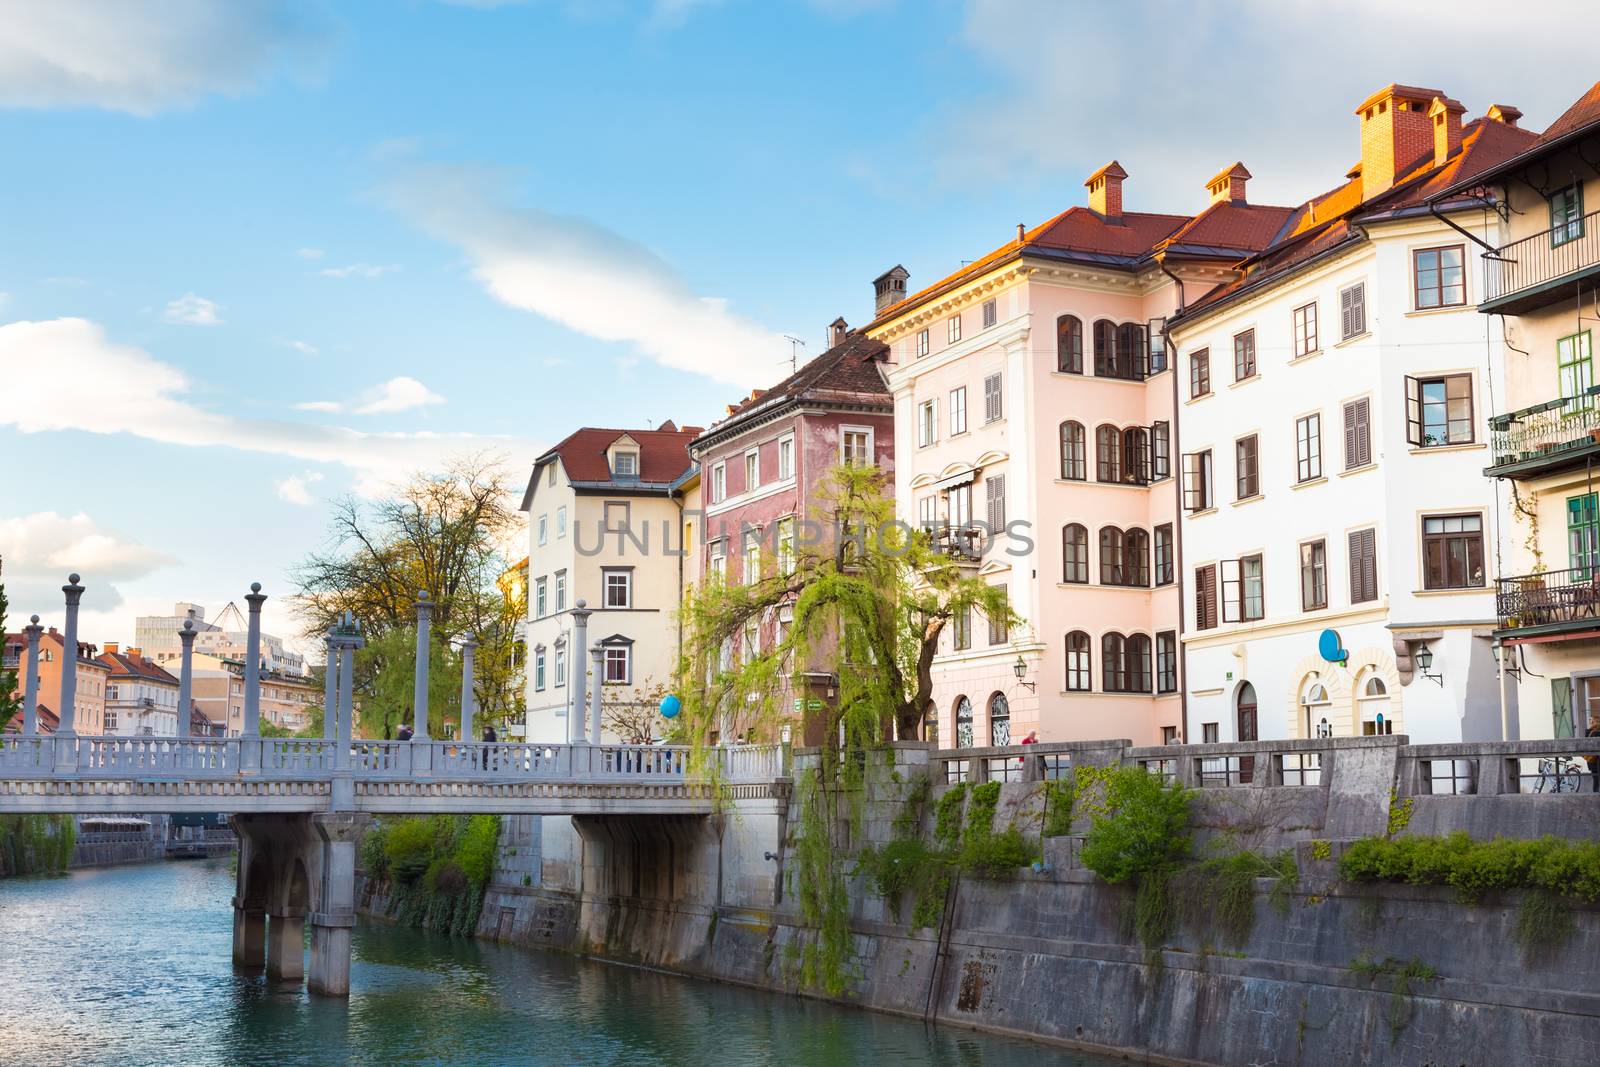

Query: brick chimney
left=872, top=266, right=909, bottom=314
left=1429, top=96, right=1465, bottom=167
left=827, top=316, right=848, bottom=349
left=1487, top=103, right=1523, bottom=128
left=104, top=642, right=119, bottom=656
left=1205, top=162, right=1251, bottom=206
left=1085, top=161, right=1127, bottom=220
left=1356, top=84, right=1442, bottom=201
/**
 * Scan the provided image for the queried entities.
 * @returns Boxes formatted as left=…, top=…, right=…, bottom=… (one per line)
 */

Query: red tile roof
left=97, top=650, right=179, bottom=685
left=537, top=426, right=698, bottom=485
left=1535, top=80, right=1600, bottom=148
left=2, top=703, right=58, bottom=734
left=1430, top=81, right=1599, bottom=201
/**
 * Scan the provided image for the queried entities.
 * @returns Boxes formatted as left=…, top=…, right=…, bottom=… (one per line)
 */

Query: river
left=0, top=861, right=1120, bottom=1066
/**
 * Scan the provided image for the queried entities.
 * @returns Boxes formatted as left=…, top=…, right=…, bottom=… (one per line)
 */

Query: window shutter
left=1182, top=453, right=1202, bottom=510
left=1343, top=399, right=1371, bottom=469
left=1219, top=559, right=1242, bottom=623
left=1196, top=564, right=1218, bottom=630
left=1404, top=376, right=1422, bottom=446
left=1348, top=528, right=1377, bottom=603
left=984, top=373, right=1002, bottom=422
left=1551, top=677, right=1575, bottom=738
left=986, top=475, right=1006, bottom=531
left=1152, top=421, right=1170, bottom=479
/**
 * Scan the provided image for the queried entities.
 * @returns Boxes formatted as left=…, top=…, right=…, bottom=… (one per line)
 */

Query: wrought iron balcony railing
left=1495, top=566, right=1600, bottom=630
left=1483, top=208, right=1600, bottom=310
left=1486, top=386, right=1600, bottom=475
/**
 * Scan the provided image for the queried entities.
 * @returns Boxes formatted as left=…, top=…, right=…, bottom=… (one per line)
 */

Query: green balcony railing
left=1487, top=386, right=1600, bottom=468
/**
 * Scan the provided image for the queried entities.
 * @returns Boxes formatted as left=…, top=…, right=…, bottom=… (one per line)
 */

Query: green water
left=0, top=860, right=1117, bottom=1066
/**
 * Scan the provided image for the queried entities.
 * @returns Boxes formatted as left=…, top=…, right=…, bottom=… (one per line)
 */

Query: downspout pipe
left=1159, top=257, right=1189, bottom=742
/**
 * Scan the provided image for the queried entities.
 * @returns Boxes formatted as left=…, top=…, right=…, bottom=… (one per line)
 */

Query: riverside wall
left=469, top=738, right=1598, bottom=1066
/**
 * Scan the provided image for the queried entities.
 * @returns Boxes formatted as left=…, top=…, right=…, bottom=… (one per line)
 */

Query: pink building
left=868, top=162, right=1293, bottom=747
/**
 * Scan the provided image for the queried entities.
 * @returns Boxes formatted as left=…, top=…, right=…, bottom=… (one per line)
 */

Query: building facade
left=1453, top=81, right=1600, bottom=738
left=186, top=653, right=319, bottom=736
left=868, top=163, right=1291, bottom=747
left=519, top=422, right=701, bottom=743
left=4, top=628, right=110, bottom=735
left=98, top=644, right=181, bottom=737
left=135, top=602, right=306, bottom=676
left=1168, top=85, right=1537, bottom=747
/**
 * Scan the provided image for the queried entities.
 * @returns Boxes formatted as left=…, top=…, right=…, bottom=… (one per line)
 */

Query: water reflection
left=0, top=862, right=1111, bottom=1066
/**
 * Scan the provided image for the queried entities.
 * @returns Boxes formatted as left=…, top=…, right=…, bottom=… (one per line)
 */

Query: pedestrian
left=1020, top=730, right=1039, bottom=746
left=1586, top=710, right=1600, bottom=793
left=397, top=723, right=414, bottom=742
left=479, top=723, right=497, bottom=770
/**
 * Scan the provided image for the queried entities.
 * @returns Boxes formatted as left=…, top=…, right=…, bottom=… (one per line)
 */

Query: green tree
left=355, top=626, right=464, bottom=740
left=0, top=557, right=21, bottom=733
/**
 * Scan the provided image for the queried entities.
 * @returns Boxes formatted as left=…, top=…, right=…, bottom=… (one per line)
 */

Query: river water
left=0, top=861, right=1117, bottom=1067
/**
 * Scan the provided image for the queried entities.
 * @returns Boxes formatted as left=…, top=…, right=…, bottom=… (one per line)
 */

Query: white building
left=1168, top=85, right=1538, bottom=746
left=136, top=602, right=306, bottom=676
left=97, top=644, right=181, bottom=737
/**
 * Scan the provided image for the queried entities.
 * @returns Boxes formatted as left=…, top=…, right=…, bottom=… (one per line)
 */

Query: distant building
left=97, top=645, right=182, bottom=736
left=135, top=601, right=306, bottom=676
left=2, top=702, right=60, bottom=734
left=186, top=653, right=317, bottom=736
left=4, top=628, right=110, bottom=735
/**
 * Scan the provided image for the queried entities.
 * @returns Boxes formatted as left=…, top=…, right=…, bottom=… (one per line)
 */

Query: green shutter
left=1551, top=676, right=1575, bottom=738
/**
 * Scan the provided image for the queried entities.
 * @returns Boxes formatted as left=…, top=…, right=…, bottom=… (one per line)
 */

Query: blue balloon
left=1318, top=628, right=1348, bottom=663
left=659, top=694, right=681, bottom=719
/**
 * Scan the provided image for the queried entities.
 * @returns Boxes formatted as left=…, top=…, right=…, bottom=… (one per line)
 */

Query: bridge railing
left=81, top=737, right=237, bottom=777
left=0, top=736, right=50, bottom=774
left=352, top=740, right=411, bottom=777
left=266, top=739, right=334, bottom=774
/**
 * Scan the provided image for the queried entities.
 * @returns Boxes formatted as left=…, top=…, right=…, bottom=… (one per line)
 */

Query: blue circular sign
left=1318, top=629, right=1348, bottom=663
left=659, top=694, right=681, bottom=719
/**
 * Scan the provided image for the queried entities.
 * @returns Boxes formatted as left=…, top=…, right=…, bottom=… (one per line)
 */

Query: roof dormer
left=607, top=434, right=641, bottom=480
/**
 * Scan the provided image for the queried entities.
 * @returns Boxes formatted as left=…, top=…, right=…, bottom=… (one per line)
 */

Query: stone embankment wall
left=471, top=738, right=1598, bottom=1067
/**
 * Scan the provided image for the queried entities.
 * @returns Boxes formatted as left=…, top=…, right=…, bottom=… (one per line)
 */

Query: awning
left=933, top=468, right=977, bottom=491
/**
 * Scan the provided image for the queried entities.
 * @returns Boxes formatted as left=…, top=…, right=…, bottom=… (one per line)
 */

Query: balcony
left=1495, top=567, right=1600, bottom=639
left=1485, top=387, right=1600, bottom=479
left=1481, top=208, right=1600, bottom=315
left=930, top=526, right=983, bottom=563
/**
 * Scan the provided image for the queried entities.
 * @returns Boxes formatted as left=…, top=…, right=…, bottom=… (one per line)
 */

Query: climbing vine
left=0, top=814, right=76, bottom=876
left=361, top=814, right=500, bottom=938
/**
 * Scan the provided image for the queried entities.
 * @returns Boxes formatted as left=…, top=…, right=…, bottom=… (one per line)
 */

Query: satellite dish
left=1318, top=628, right=1348, bottom=665
left=659, top=694, right=681, bottom=719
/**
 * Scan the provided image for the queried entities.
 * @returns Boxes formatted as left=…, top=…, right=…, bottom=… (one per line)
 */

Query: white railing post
left=53, top=575, right=83, bottom=776
left=21, top=615, right=42, bottom=737
left=459, top=635, right=477, bottom=744
left=569, top=600, right=591, bottom=745
left=411, top=591, right=433, bottom=775
left=177, top=620, right=196, bottom=740
left=323, top=632, right=338, bottom=743
left=589, top=644, right=605, bottom=747
left=240, top=583, right=265, bottom=773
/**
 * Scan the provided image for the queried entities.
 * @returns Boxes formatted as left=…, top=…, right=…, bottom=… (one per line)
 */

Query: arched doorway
left=954, top=695, right=974, bottom=748
left=1358, top=674, right=1393, bottom=735
left=1301, top=680, right=1332, bottom=739
left=1236, top=682, right=1258, bottom=784
left=922, top=700, right=939, bottom=745
left=988, top=693, right=1011, bottom=746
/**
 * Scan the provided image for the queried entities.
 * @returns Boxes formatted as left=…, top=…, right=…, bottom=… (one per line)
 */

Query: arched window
left=1125, top=634, right=1152, bottom=693
left=1060, top=421, right=1086, bottom=480
left=1121, top=426, right=1150, bottom=484
left=1095, top=424, right=1122, bottom=482
left=1092, top=319, right=1117, bottom=376
left=1063, top=524, right=1089, bottom=583
left=1102, top=632, right=1127, bottom=692
left=1057, top=315, right=1083, bottom=373
left=988, top=693, right=1011, bottom=746
left=1302, top=679, right=1332, bottom=738
left=1065, top=631, right=1092, bottom=691
left=1363, top=676, right=1387, bottom=697
left=1358, top=672, right=1393, bottom=735
left=954, top=695, right=974, bottom=748
left=1117, top=322, right=1147, bottom=378
left=1124, top=528, right=1150, bottom=586
left=1099, top=526, right=1125, bottom=584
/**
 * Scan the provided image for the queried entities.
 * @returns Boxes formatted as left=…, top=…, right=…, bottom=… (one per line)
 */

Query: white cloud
left=275, top=471, right=325, bottom=507
left=163, top=293, right=223, bottom=326
left=0, top=511, right=173, bottom=615
left=295, top=376, right=446, bottom=416
left=319, top=262, right=399, bottom=280
left=390, top=165, right=785, bottom=389
left=926, top=0, right=1597, bottom=210
left=295, top=247, right=325, bottom=260
left=0, top=318, right=530, bottom=495
left=0, top=0, right=329, bottom=115
left=282, top=339, right=318, bottom=355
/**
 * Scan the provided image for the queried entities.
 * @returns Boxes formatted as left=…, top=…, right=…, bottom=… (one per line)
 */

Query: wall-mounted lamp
left=1491, top=641, right=1522, bottom=679
left=1013, top=655, right=1036, bottom=693
left=1415, top=642, right=1444, bottom=687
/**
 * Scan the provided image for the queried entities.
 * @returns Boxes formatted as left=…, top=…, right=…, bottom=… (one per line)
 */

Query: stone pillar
left=242, top=583, right=266, bottom=737
left=459, top=635, right=477, bottom=743
left=336, top=639, right=356, bottom=774
left=589, top=644, right=605, bottom=746
left=176, top=620, right=196, bottom=739
left=569, top=600, right=591, bottom=744
left=21, top=616, right=42, bottom=736
left=323, top=633, right=339, bottom=742
left=266, top=913, right=306, bottom=981
left=411, top=592, right=433, bottom=774
left=232, top=906, right=267, bottom=968
left=308, top=813, right=372, bottom=997
left=54, top=575, right=83, bottom=774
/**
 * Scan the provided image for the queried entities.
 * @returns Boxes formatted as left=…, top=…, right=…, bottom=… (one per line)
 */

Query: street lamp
left=1415, top=642, right=1444, bottom=687
left=1013, top=655, right=1036, bottom=693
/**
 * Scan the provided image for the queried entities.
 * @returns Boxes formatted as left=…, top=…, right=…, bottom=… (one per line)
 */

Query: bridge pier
left=231, top=905, right=266, bottom=968
left=309, top=812, right=369, bottom=997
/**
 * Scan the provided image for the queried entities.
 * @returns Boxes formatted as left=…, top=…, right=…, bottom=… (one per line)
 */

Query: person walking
left=480, top=723, right=497, bottom=771
left=1586, top=710, right=1600, bottom=793
left=397, top=722, right=414, bottom=742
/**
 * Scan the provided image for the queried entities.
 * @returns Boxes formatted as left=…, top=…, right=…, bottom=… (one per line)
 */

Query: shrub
left=933, top=783, right=968, bottom=850
left=855, top=836, right=948, bottom=925
left=1042, top=776, right=1077, bottom=838
left=360, top=821, right=390, bottom=879
left=960, top=825, right=1036, bottom=878
left=1079, top=767, right=1192, bottom=886
left=455, top=815, right=501, bottom=887
left=384, top=817, right=438, bottom=883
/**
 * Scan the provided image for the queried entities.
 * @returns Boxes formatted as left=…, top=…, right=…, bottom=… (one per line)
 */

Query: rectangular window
left=1190, top=349, right=1211, bottom=398
left=710, top=543, right=727, bottom=583
left=602, top=500, right=630, bottom=533
left=603, top=568, right=632, bottom=609
left=1343, top=398, right=1372, bottom=469
left=985, top=475, right=1006, bottom=531
left=1296, top=414, right=1322, bottom=482
left=1154, top=524, right=1175, bottom=585
left=554, top=647, right=567, bottom=687
left=1422, top=514, right=1485, bottom=590
left=1551, top=184, right=1585, bottom=247
left=918, top=494, right=937, bottom=529
left=537, top=515, right=548, bottom=545
left=949, top=387, right=967, bottom=436
left=744, top=535, right=761, bottom=585
left=983, top=373, right=1003, bottom=423
left=604, top=645, right=630, bottom=684
left=535, top=577, right=548, bottom=618
left=1406, top=374, right=1474, bottom=447
left=953, top=606, right=971, bottom=650
left=1293, top=302, right=1318, bottom=357
left=1340, top=282, right=1366, bottom=340
left=842, top=427, right=871, bottom=466
left=1235, top=435, right=1259, bottom=500
left=918, top=400, right=937, bottom=447
left=777, top=517, right=796, bottom=576
left=554, top=570, right=567, bottom=612
left=1065, top=634, right=1090, bottom=691
left=948, top=315, right=962, bottom=343
left=1413, top=245, right=1466, bottom=309
left=1203, top=722, right=1219, bottom=744
left=1300, top=540, right=1327, bottom=611
left=916, top=329, right=930, bottom=358
left=1568, top=494, right=1600, bottom=578
left=556, top=506, right=567, bottom=538
left=948, top=484, right=971, bottom=529
left=744, top=449, right=759, bottom=492
left=1151, top=421, right=1170, bottom=479
left=988, top=588, right=1009, bottom=645
left=1558, top=331, right=1594, bottom=413
left=613, top=451, right=637, bottom=477
left=1233, top=329, right=1256, bottom=381
left=1349, top=528, right=1378, bottom=603
left=534, top=650, right=546, bottom=690
left=1156, top=631, right=1177, bottom=694
left=778, top=435, right=794, bottom=480
left=1222, top=555, right=1265, bottom=622
left=982, top=299, right=997, bottom=328
left=711, top=463, right=726, bottom=503
left=1195, top=564, right=1218, bottom=630
left=1183, top=450, right=1214, bottom=511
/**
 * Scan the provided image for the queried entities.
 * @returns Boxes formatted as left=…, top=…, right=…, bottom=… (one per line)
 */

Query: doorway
left=1236, top=682, right=1258, bottom=784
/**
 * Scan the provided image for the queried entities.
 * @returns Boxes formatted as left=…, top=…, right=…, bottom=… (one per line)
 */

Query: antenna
left=782, top=335, right=806, bottom=376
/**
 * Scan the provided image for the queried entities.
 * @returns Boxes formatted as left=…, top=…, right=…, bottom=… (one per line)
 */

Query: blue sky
left=0, top=0, right=1590, bottom=651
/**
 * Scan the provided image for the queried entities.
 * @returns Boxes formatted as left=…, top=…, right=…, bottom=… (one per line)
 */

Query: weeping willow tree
left=676, top=464, right=1015, bottom=994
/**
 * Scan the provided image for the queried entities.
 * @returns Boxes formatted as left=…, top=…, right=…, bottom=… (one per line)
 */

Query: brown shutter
left=1405, top=377, right=1423, bottom=446
left=1344, top=399, right=1371, bottom=469
left=1349, top=528, right=1377, bottom=603
left=1195, top=564, right=1218, bottom=630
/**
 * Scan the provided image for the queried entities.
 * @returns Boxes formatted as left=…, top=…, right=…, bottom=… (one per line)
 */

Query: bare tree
left=603, top=677, right=669, bottom=744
